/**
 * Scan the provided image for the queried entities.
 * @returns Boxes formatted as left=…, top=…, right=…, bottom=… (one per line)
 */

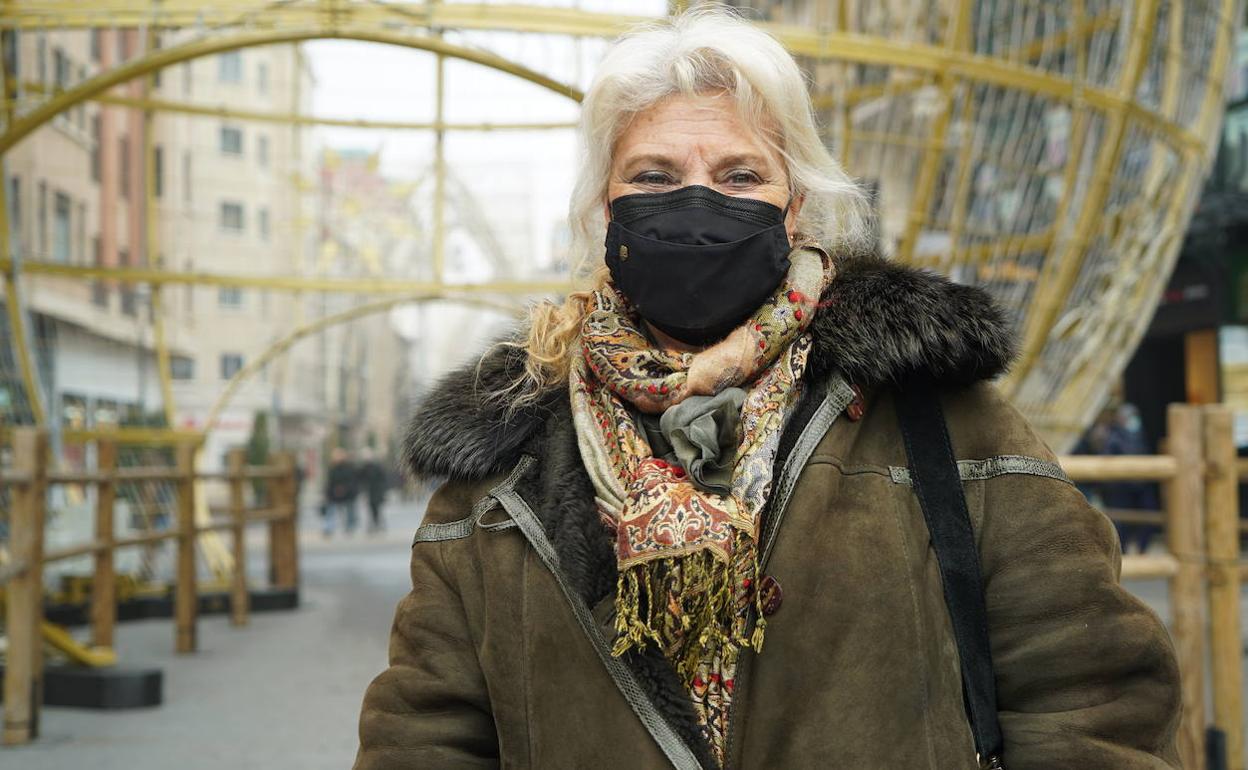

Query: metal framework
left=0, top=0, right=1241, bottom=451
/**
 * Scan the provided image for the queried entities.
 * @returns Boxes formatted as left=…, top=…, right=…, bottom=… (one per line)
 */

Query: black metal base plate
left=0, top=664, right=163, bottom=709
left=43, top=587, right=300, bottom=627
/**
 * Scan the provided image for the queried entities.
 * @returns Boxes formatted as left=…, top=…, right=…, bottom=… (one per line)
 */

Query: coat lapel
left=511, top=396, right=718, bottom=768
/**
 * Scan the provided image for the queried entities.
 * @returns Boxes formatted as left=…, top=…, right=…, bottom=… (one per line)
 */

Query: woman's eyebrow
left=714, top=152, right=770, bottom=169
left=618, top=153, right=680, bottom=173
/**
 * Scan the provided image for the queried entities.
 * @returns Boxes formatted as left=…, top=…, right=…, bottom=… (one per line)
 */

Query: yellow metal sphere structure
left=0, top=2, right=1241, bottom=451
left=780, top=0, right=1241, bottom=448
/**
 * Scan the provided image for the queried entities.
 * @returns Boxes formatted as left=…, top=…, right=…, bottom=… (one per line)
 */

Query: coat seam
left=888, top=454, right=1071, bottom=486
left=803, top=455, right=893, bottom=477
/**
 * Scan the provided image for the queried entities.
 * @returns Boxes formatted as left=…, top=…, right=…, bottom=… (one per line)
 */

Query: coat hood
left=401, top=251, right=1016, bottom=482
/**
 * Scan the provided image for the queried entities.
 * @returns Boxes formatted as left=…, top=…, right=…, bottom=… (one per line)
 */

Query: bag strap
left=895, top=382, right=1004, bottom=768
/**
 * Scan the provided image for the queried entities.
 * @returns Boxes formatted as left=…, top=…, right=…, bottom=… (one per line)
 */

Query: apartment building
left=1, top=28, right=161, bottom=438
left=150, top=39, right=319, bottom=472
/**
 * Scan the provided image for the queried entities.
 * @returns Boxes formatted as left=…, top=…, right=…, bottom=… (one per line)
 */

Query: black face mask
left=605, top=185, right=792, bottom=346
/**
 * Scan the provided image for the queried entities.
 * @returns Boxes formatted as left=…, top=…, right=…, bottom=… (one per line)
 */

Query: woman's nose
left=683, top=171, right=715, bottom=190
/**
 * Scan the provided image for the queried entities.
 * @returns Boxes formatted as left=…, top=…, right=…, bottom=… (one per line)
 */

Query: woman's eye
left=725, top=170, right=762, bottom=186
left=632, top=171, right=675, bottom=186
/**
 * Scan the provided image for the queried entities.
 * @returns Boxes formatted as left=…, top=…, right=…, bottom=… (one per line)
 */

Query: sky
left=299, top=15, right=668, bottom=275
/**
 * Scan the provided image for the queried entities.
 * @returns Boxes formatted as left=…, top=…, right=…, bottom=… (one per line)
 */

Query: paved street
left=7, top=497, right=426, bottom=770
left=3, top=498, right=1245, bottom=768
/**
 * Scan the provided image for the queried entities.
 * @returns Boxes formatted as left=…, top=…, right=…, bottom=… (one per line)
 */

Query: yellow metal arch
left=0, top=2, right=1234, bottom=450
left=20, top=87, right=577, bottom=132
left=203, top=293, right=524, bottom=435
left=0, top=26, right=583, bottom=154
left=0, top=24, right=582, bottom=429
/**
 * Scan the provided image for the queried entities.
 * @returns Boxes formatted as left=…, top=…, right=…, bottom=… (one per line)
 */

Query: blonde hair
left=492, top=4, right=869, bottom=407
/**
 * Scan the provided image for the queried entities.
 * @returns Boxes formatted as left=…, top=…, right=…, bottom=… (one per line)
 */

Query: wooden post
left=269, top=451, right=299, bottom=591
left=1203, top=405, right=1244, bottom=770
left=227, top=447, right=249, bottom=626
left=174, top=441, right=197, bottom=653
left=91, top=438, right=117, bottom=648
left=3, top=428, right=48, bottom=746
left=1166, top=404, right=1207, bottom=770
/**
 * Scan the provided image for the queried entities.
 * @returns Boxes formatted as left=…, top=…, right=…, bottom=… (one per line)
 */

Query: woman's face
left=606, top=92, right=803, bottom=242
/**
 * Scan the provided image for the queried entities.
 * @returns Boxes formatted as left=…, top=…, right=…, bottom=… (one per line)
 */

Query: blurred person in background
left=354, top=7, right=1181, bottom=769
left=1102, top=402, right=1161, bottom=554
left=358, top=446, right=390, bottom=534
left=1069, top=406, right=1112, bottom=508
left=324, top=447, right=360, bottom=537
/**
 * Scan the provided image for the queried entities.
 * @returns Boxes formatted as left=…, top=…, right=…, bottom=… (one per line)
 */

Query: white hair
left=566, top=4, right=870, bottom=281
left=496, top=5, right=872, bottom=405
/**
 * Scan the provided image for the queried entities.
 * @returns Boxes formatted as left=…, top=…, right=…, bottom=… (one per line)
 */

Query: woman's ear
left=785, top=193, right=805, bottom=244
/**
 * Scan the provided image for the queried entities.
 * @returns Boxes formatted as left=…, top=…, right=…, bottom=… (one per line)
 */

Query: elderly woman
left=355, top=8, right=1180, bottom=770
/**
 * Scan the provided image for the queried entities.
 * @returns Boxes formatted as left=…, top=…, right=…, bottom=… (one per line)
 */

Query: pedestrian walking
left=359, top=447, right=389, bottom=533
left=1103, top=402, right=1161, bottom=554
left=324, top=447, right=359, bottom=537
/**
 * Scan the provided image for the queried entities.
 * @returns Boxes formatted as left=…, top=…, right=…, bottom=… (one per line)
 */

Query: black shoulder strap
left=895, top=381, right=1004, bottom=768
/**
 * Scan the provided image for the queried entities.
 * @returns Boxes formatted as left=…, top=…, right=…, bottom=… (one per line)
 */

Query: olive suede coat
left=354, top=254, right=1181, bottom=769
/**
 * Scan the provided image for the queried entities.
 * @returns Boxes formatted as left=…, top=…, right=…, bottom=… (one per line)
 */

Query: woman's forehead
left=613, top=93, right=781, bottom=168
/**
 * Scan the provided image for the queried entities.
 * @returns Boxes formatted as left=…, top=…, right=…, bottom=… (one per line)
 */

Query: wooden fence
left=1062, top=404, right=1243, bottom=770
left=0, top=428, right=299, bottom=746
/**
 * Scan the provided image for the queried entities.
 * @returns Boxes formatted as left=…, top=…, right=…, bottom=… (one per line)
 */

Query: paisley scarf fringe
left=611, top=529, right=767, bottom=684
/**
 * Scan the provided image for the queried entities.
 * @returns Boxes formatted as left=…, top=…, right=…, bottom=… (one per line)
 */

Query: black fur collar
left=401, top=251, right=1015, bottom=482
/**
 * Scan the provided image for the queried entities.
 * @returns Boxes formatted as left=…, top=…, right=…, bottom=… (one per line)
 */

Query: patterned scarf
left=569, top=244, right=833, bottom=763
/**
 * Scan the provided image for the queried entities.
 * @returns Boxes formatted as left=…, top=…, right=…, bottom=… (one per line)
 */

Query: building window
left=154, top=145, right=163, bottom=198
left=183, top=150, right=192, bottom=203
left=52, top=47, right=68, bottom=91
left=92, top=238, right=107, bottom=307
left=171, top=355, right=195, bottom=380
left=7, top=175, right=20, bottom=255
left=37, top=180, right=46, bottom=256
left=221, top=353, right=244, bottom=380
left=257, top=134, right=269, bottom=167
left=219, top=201, right=245, bottom=232
left=152, top=40, right=162, bottom=88
left=36, top=35, right=46, bottom=83
left=220, top=125, right=243, bottom=155
left=118, top=248, right=135, bottom=316
left=119, top=137, right=130, bottom=199
left=257, top=61, right=269, bottom=94
left=75, top=201, right=85, bottom=265
left=52, top=191, right=70, bottom=263
left=1, top=31, right=16, bottom=80
left=117, top=31, right=131, bottom=63
left=90, top=29, right=101, bottom=62
left=218, top=286, right=243, bottom=308
left=258, top=207, right=270, bottom=240
left=184, top=259, right=194, bottom=313
left=75, top=66, right=86, bottom=129
left=218, top=51, right=242, bottom=83
left=182, top=61, right=192, bottom=95
left=90, top=115, right=101, bottom=183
